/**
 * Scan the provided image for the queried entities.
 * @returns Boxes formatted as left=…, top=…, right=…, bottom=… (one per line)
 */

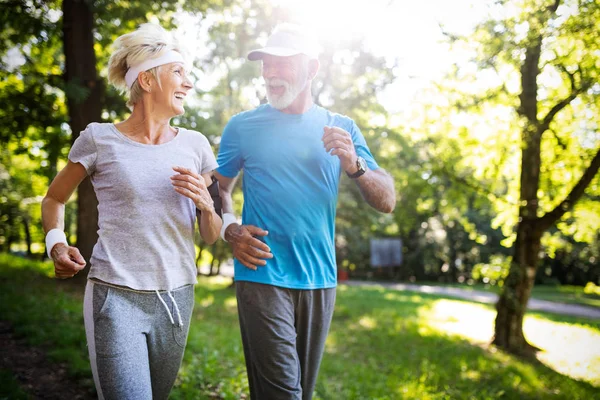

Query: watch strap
left=346, top=157, right=367, bottom=179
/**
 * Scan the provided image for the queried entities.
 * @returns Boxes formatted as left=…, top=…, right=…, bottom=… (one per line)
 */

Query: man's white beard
left=265, top=77, right=306, bottom=110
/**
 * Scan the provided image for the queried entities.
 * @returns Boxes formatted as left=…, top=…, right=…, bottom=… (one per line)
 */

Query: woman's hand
left=171, top=166, right=214, bottom=212
left=51, top=243, right=86, bottom=279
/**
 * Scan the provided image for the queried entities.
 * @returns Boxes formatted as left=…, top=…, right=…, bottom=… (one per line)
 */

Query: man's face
left=261, top=54, right=309, bottom=110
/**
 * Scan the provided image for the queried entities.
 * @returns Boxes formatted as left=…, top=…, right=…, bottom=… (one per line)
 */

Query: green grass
left=1, top=253, right=599, bottom=399
left=418, top=281, right=600, bottom=308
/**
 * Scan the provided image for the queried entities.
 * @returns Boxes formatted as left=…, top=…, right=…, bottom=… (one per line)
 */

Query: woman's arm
left=42, top=161, right=88, bottom=278
left=197, top=172, right=222, bottom=244
left=171, top=166, right=222, bottom=245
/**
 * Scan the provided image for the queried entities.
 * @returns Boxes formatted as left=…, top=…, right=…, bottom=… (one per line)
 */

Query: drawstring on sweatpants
left=155, top=290, right=183, bottom=327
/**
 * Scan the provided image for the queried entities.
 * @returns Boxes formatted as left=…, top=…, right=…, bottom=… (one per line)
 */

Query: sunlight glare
left=420, top=299, right=600, bottom=386
left=358, top=316, right=378, bottom=330
left=224, top=296, right=238, bottom=310
left=199, top=294, right=215, bottom=308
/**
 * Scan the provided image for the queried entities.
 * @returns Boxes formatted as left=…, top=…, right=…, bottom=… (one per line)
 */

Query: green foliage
left=472, top=254, right=512, bottom=286
left=585, top=282, right=600, bottom=296
left=424, top=0, right=600, bottom=287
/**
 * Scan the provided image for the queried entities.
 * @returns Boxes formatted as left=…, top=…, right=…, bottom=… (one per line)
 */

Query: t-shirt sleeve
left=199, top=135, right=219, bottom=174
left=349, top=121, right=379, bottom=171
left=68, top=124, right=98, bottom=175
left=216, top=116, right=243, bottom=178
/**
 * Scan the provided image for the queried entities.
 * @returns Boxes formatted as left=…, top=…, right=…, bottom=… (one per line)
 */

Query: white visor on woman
left=125, top=50, right=186, bottom=88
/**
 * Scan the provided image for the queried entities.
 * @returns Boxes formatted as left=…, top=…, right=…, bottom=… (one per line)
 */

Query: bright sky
left=171, top=0, right=492, bottom=114
left=268, top=0, right=491, bottom=113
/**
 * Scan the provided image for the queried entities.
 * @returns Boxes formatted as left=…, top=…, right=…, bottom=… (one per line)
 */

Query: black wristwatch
left=346, top=156, right=367, bottom=179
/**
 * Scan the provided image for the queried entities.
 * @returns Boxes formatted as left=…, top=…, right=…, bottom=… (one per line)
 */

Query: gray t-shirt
left=69, top=122, right=218, bottom=291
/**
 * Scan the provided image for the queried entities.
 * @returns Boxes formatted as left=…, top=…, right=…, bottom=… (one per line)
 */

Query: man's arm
left=322, top=126, right=396, bottom=213
left=214, top=171, right=273, bottom=270
left=353, top=168, right=396, bottom=213
left=215, top=171, right=237, bottom=215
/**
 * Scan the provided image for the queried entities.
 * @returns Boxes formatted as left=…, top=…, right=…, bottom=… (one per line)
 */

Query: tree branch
left=548, top=0, right=561, bottom=13
left=434, top=164, right=517, bottom=206
left=538, top=66, right=592, bottom=133
left=538, top=147, right=600, bottom=231
left=556, top=63, right=577, bottom=92
left=538, top=91, right=580, bottom=133
left=518, top=0, right=561, bottom=123
left=549, top=128, right=567, bottom=150
left=518, top=39, right=542, bottom=122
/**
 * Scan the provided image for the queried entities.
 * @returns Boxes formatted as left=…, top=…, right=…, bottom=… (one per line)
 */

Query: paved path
left=208, top=265, right=600, bottom=319
left=343, top=280, right=600, bottom=320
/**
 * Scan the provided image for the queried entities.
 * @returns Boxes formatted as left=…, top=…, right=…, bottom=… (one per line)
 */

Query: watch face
left=357, top=157, right=367, bottom=171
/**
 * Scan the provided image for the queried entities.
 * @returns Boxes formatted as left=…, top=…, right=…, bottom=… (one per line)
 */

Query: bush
left=584, top=282, right=600, bottom=296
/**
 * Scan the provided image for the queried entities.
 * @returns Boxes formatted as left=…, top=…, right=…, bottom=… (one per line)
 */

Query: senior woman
left=41, top=23, right=221, bottom=399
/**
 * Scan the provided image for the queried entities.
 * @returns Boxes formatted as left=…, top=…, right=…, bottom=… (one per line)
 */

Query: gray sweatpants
left=236, top=281, right=336, bottom=400
left=83, top=280, right=194, bottom=400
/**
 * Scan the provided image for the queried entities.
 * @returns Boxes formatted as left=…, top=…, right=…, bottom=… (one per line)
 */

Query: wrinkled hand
left=225, top=224, right=273, bottom=270
left=51, top=243, right=86, bottom=279
left=171, top=166, right=213, bottom=212
left=322, top=126, right=358, bottom=173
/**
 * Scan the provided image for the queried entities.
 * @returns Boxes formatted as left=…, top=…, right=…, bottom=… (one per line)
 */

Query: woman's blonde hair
left=108, top=23, right=186, bottom=108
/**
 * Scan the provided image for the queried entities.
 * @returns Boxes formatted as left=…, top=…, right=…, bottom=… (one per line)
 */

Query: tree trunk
left=494, top=70, right=543, bottom=355
left=23, top=213, right=32, bottom=257
left=493, top=2, right=547, bottom=355
left=62, top=0, right=101, bottom=280
left=493, top=221, right=542, bottom=355
left=209, top=244, right=219, bottom=276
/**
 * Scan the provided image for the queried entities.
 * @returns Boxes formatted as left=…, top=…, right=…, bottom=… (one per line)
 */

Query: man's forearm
left=221, top=192, right=235, bottom=214
left=215, top=173, right=240, bottom=240
left=354, top=168, right=396, bottom=213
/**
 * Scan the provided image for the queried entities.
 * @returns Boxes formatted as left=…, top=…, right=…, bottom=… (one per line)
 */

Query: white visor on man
left=247, top=27, right=320, bottom=61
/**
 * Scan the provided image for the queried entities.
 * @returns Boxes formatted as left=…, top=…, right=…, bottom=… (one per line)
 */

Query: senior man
left=215, top=23, right=396, bottom=400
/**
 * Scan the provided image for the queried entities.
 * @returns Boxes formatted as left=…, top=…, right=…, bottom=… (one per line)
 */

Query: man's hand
left=171, top=166, right=214, bottom=212
left=322, top=126, right=358, bottom=174
left=225, top=224, right=273, bottom=270
left=51, top=243, right=86, bottom=279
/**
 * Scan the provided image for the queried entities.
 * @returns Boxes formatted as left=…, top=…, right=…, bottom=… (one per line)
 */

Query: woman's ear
left=137, top=71, right=154, bottom=93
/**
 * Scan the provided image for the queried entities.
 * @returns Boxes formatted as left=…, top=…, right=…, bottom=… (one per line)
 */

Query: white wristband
left=46, top=229, right=68, bottom=259
left=220, top=213, right=238, bottom=242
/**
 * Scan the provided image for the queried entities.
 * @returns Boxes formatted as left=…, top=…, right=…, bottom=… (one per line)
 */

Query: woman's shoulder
left=73, top=123, right=117, bottom=146
left=178, top=127, right=212, bottom=149
left=177, top=127, right=211, bottom=146
left=80, top=122, right=116, bottom=137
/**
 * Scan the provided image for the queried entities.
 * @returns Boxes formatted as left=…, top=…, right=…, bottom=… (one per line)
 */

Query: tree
left=493, top=0, right=600, bottom=354
left=437, top=0, right=599, bottom=354
left=61, top=0, right=101, bottom=271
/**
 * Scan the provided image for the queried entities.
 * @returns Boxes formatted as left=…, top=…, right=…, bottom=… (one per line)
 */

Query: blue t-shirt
left=217, top=104, right=379, bottom=289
